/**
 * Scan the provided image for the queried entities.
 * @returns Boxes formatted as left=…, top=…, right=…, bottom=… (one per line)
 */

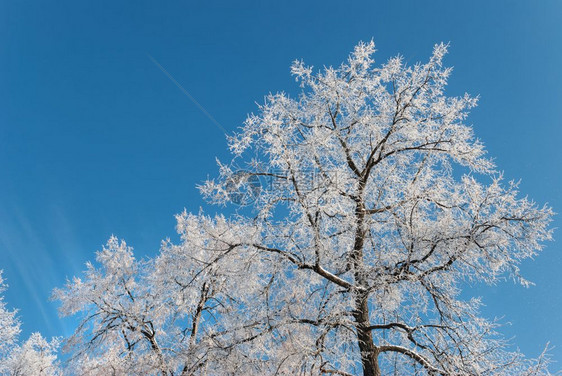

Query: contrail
left=148, top=54, right=228, bottom=135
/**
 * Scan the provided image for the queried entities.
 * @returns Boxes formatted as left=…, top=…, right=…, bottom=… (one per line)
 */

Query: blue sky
left=1, top=0, right=561, bottom=365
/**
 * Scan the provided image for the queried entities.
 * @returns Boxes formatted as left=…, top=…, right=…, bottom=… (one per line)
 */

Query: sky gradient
left=1, top=0, right=561, bottom=365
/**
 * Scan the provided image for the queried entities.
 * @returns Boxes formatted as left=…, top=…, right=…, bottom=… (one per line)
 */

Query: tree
left=0, top=271, right=61, bottom=376
left=4, top=333, right=61, bottom=376
left=55, top=41, right=554, bottom=375
left=0, top=271, right=20, bottom=371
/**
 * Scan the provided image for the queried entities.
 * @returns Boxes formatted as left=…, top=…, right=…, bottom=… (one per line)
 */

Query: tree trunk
left=354, top=294, right=380, bottom=376
left=351, top=197, right=380, bottom=376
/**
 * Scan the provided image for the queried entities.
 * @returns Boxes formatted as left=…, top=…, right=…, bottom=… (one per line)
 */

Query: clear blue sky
left=1, top=0, right=561, bottom=365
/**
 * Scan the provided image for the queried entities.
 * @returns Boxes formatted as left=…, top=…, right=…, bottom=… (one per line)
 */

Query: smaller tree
left=54, top=227, right=279, bottom=375
left=0, top=271, right=60, bottom=376
left=5, top=333, right=60, bottom=376
left=53, top=237, right=171, bottom=375
left=0, top=271, right=20, bottom=371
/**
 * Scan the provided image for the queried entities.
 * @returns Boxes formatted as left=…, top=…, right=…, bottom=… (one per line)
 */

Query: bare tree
left=1, top=272, right=61, bottom=376
left=0, top=271, right=20, bottom=372
left=55, top=42, right=554, bottom=375
left=5, top=333, right=60, bottom=376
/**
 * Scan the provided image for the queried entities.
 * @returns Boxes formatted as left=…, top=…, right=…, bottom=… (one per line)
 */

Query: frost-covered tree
left=0, top=271, right=61, bottom=376
left=53, top=237, right=168, bottom=375
left=4, top=333, right=60, bottom=376
left=55, top=42, right=554, bottom=375
left=54, top=232, right=273, bottom=375
left=0, top=271, right=20, bottom=369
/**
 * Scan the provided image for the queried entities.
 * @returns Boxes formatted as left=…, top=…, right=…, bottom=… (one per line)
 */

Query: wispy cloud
left=0, top=203, right=66, bottom=337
